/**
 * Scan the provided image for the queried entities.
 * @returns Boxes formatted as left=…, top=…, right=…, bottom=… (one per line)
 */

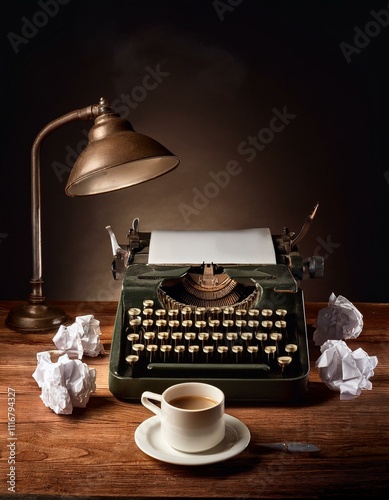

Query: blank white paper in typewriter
left=148, top=228, right=276, bottom=266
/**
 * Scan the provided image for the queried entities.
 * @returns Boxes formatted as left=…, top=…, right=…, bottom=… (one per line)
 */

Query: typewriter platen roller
left=106, top=203, right=323, bottom=402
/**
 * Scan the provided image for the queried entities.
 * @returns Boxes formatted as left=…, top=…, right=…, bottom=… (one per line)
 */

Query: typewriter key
left=217, top=345, right=228, bottom=362
left=232, top=345, right=243, bottom=362
left=203, top=345, right=214, bottom=362
left=226, top=332, right=238, bottom=347
left=182, top=319, right=193, bottom=333
left=223, top=319, right=234, bottom=333
left=143, top=299, right=154, bottom=308
left=235, top=319, right=247, bottom=335
left=247, top=345, right=259, bottom=362
left=144, top=331, right=155, bottom=343
left=160, top=344, right=172, bottom=361
left=158, top=331, right=169, bottom=344
left=188, top=344, right=199, bottom=361
left=125, top=354, right=139, bottom=368
left=132, top=344, right=145, bottom=356
left=195, top=320, right=207, bottom=333
left=198, top=332, right=209, bottom=349
left=277, top=355, right=292, bottom=373
left=262, top=320, right=273, bottom=332
left=128, top=307, right=141, bottom=319
left=127, top=333, right=139, bottom=345
left=275, top=320, right=287, bottom=332
left=275, top=308, right=287, bottom=319
left=147, top=344, right=158, bottom=363
left=262, top=309, right=273, bottom=318
left=174, top=345, right=185, bottom=362
left=129, top=317, right=141, bottom=334
left=181, top=306, right=192, bottom=321
left=169, top=320, right=180, bottom=333
left=270, top=332, right=282, bottom=353
left=156, top=319, right=167, bottom=332
left=256, top=332, right=268, bottom=352
left=223, top=307, right=234, bottom=321
left=212, top=332, right=223, bottom=349
left=248, top=308, right=260, bottom=319
left=248, top=319, right=259, bottom=334
left=264, top=345, right=276, bottom=362
left=208, top=319, right=220, bottom=333
left=155, top=308, right=166, bottom=319
left=235, top=308, right=247, bottom=320
left=195, top=307, right=206, bottom=321
left=285, top=343, right=298, bottom=355
left=143, top=308, right=153, bottom=320
left=171, top=332, right=183, bottom=346
left=185, top=332, right=196, bottom=345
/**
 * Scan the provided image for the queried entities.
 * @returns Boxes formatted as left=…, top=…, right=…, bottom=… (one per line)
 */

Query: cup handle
left=141, top=391, right=162, bottom=416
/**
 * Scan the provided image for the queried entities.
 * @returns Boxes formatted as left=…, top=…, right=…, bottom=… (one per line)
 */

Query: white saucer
left=134, top=414, right=250, bottom=465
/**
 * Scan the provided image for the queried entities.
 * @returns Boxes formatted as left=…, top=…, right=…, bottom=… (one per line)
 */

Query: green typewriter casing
left=107, top=207, right=323, bottom=403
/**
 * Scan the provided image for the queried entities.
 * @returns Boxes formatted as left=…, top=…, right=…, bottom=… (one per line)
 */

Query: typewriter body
left=106, top=204, right=323, bottom=402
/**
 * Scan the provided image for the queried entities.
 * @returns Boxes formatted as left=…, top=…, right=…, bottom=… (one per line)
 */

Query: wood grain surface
left=0, top=301, right=388, bottom=499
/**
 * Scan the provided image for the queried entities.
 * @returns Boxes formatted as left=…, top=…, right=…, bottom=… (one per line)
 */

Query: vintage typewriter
left=106, top=203, right=323, bottom=402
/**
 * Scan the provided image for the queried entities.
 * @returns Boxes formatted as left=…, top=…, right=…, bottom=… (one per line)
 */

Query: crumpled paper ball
left=313, top=293, right=363, bottom=346
left=315, top=340, right=378, bottom=400
left=53, top=314, right=105, bottom=358
left=32, top=351, right=97, bottom=414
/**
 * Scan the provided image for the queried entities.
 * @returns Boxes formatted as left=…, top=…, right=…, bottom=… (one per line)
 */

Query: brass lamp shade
left=6, top=98, right=180, bottom=333
left=66, top=111, right=179, bottom=196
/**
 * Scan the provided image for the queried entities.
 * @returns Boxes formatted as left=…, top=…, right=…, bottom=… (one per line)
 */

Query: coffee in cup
left=141, top=382, right=225, bottom=453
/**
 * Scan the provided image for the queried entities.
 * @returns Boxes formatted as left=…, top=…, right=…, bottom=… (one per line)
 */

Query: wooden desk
left=0, top=301, right=388, bottom=499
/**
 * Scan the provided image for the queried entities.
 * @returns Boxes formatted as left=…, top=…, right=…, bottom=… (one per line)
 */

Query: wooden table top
left=0, top=300, right=388, bottom=499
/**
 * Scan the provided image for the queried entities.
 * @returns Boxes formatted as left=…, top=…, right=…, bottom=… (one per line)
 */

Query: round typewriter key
left=185, top=332, right=196, bottom=345
left=241, top=332, right=253, bottom=345
left=276, top=308, right=287, bottom=319
left=275, top=320, right=287, bottom=331
left=232, top=345, right=243, bottom=362
left=248, top=319, right=259, bottom=333
left=132, top=344, right=145, bottom=356
left=188, top=344, right=199, bottom=361
left=212, top=332, right=223, bottom=349
left=223, top=307, right=234, bottom=321
left=143, top=307, right=153, bottom=319
left=144, top=331, right=155, bottom=344
left=195, top=307, right=206, bottom=321
left=262, top=309, right=273, bottom=318
left=158, top=331, right=169, bottom=344
left=155, top=309, right=166, bottom=319
left=172, top=332, right=183, bottom=345
left=128, top=307, right=141, bottom=319
left=142, top=319, right=154, bottom=332
left=247, top=345, right=259, bottom=362
left=209, top=307, right=221, bottom=320
left=125, top=354, right=139, bottom=368
left=223, top=319, right=234, bottom=333
left=278, top=355, right=292, bottom=373
left=203, top=345, right=214, bottom=362
left=262, top=320, right=273, bottom=331
left=143, top=299, right=154, bottom=308
left=256, top=332, right=268, bottom=352
left=285, top=343, right=298, bottom=355
left=226, top=332, right=238, bottom=346
left=160, top=344, right=172, bottom=361
left=168, top=309, right=179, bottom=320
left=264, top=345, right=276, bottom=362
left=181, top=306, right=192, bottom=321
left=174, top=345, right=185, bottom=362
left=235, top=319, right=247, bottom=334
left=208, top=319, right=220, bottom=333
left=147, top=344, right=158, bottom=362
left=156, top=319, right=167, bottom=332
left=235, top=308, right=247, bottom=319
left=195, top=320, right=207, bottom=333
left=127, top=333, right=139, bottom=345
left=182, top=319, right=193, bottom=333
left=248, top=308, right=260, bottom=318
left=217, top=345, right=228, bottom=362
left=270, top=332, right=282, bottom=353
left=169, top=319, right=180, bottom=333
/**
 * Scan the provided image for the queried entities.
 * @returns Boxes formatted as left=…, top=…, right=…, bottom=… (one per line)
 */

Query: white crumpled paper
left=53, top=315, right=105, bottom=358
left=313, top=293, right=363, bottom=346
left=32, top=351, right=97, bottom=414
left=315, top=340, right=378, bottom=400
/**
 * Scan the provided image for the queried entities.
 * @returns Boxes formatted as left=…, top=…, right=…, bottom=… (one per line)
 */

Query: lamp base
left=5, top=301, right=70, bottom=333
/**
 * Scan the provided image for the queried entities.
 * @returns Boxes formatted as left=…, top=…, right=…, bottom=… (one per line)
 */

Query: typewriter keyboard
left=121, top=300, right=303, bottom=379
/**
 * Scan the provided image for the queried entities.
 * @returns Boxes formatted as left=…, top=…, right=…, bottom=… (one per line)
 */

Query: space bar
left=147, top=363, right=270, bottom=377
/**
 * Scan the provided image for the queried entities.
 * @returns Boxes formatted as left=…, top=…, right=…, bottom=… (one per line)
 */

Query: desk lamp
left=6, top=97, right=180, bottom=333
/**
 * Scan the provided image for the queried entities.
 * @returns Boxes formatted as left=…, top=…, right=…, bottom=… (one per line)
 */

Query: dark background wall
left=1, top=0, right=388, bottom=306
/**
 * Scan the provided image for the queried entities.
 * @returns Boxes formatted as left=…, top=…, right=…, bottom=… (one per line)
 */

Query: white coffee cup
left=141, top=382, right=225, bottom=453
